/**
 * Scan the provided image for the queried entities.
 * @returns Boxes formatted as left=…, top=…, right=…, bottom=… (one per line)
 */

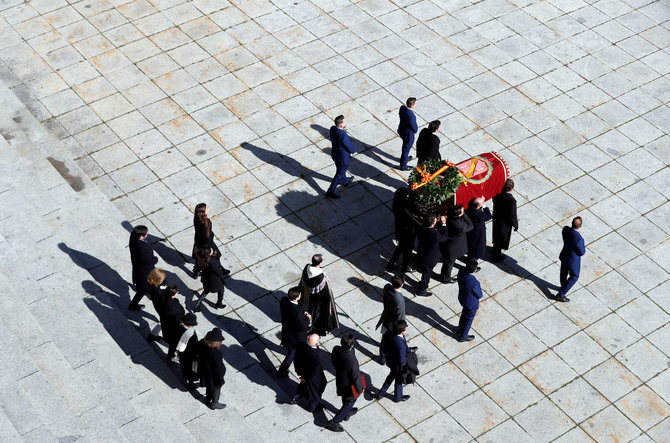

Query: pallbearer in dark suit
left=277, top=287, right=311, bottom=377
left=293, top=334, right=327, bottom=412
left=465, top=196, right=492, bottom=264
left=327, top=334, right=364, bottom=433
left=326, top=115, right=356, bottom=199
left=397, top=97, right=418, bottom=170
left=377, top=320, right=410, bottom=402
left=457, top=260, right=483, bottom=342
left=441, top=205, right=473, bottom=283
left=128, top=225, right=158, bottom=310
left=416, top=215, right=449, bottom=296
left=387, top=187, right=416, bottom=273
left=416, top=120, right=441, bottom=166
left=197, top=328, right=226, bottom=410
left=492, top=178, right=518, bottom=262
left=555, top=217, right=585, bottom=303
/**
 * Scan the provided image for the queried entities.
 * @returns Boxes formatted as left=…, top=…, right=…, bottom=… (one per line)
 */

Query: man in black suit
left=465, top=196, right=492, bottom=266
left=377, top=320, right=410, bottom=402
left=492, top=178, right=518, bottom=262
left=416, top=120, right=441, bottom=166
left=555, top=217, right=585, bottom=302
left=292, top=334, right=326, bottom=412
left=128, top=225, right=158, bottom=310
left=277, top=287, right=311, bottom=377
left=441, top=205, right=473, bottom=283
left=457, top=260, right=484, bottom=342
left=327, top=334, right=364, bottom=433
left=416, top=214, right=448, bottom=296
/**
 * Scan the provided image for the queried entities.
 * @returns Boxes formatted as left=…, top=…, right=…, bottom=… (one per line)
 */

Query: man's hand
left=305, top=312, right=312, bottom=319
left=299, top=376, right=305, bottom=383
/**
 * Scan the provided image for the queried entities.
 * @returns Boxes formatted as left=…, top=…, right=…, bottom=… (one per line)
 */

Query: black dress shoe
left=416, top=291, right=432, bottom=297
left=215, top=302, right=226, bottom=309
left=326, top=421, right=344, bottom=432
left=193, top=305, right=201, bottom=313
left=555, top=295, right=570, bottom=303
left=208, top=402, right=226, bottom=410
left=393, top=395, right=410, bottom=403
left=344, top=407, right=358, bottom=421
left=128, top=304, right=144, bottom=311
left=408, top=346, right=418, bottom=352
left=326, top=191, right=341, bottom=199
left=442, top=277, right=456, bottom=284
left=221, top=268, right=231, bottom=276
left=147, top=333, right=162, bottom=342
left=458, top=335, right=475, bottom=342
left=491, top=254, right=505, bottom=263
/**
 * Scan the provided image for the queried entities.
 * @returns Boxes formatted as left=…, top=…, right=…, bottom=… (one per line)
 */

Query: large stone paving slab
left=1, top=0, right=669, bottom=440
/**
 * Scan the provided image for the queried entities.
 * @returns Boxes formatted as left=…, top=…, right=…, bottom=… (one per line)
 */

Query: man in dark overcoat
left=555, top=216, right=585, bottom=303
left=197, top=328, right=226, bottom=409
left=163, top=285, right=185, bottom=363
left=457, top=260, right=483, bottom=342
left=292, top=334, right=327, bottom=412
left=128, top=225, right=158, bottom=310
left=465, top=196, right=492, bottom=265
left=416, top=214, right=448, bottom=297
left=377, top=320, right=409, bottom=402
left=492, top=178, right=518, bottom=262
left=441, top=205, right=473, bottom=283
left=277, top=287, right=311, bottom=377
left=397, top=97, right=418, bottom=170
left=326, top=115, right=356, bottom=199
left=327, top=334, right=364, bottom=433
left=387, top=187, right=416, bottom=273
left=415, top=120, right=441, bottom=166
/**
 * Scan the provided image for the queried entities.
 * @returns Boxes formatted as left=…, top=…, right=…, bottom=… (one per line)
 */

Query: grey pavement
left=0, top=0, right=669, bottom=441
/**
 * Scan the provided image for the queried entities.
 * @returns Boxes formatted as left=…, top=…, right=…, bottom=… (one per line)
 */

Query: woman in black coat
left=128, top=225, right=158, bottom=310
left=192, top=203, right=229, bottom=277
left=147, top=268, right=167, bottom=342
left=162, top=285, right=185, bottom=363
left=197, top=328, right=226, bottom=410
left=193, top=247, right=226, bottom=312
left=492, top=179, right=519, bottom=261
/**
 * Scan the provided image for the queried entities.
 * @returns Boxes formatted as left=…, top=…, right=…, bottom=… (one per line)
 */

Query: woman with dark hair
left=192, top=203, right=230, bottom=278
left=147, top=268, right=167, bottom=342
left=197, top=328, right=226, bottom=410
left=129, top=225, right=158, bottom=311
left=193, top=247, right=226, bottom=313
left=163, top=285, right=185, bottom=363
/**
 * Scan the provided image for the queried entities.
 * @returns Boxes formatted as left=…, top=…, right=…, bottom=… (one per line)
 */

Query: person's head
left=395, top=320, right=407, bottom=335
left=205, top=327, right=224, bottom=349
left=195, top=246, right=212, bottom=269
left=341, top=334, right=356, bottom=350
left=425, top=214, right=437, bottom=228
left=428, top=120, right=441, bottom=132
left=469, top=197, right=484, bottom=209
left=147, top=268, right=166, bottom=287
left=406, top=97, right=416, bottom=108
left=334, top=115, right=345, bottom=129
left=466, top=259, right=478, bottom=274
left=311, top=254, right=323, bottom=267
left=451, top=204, right=464, bottom=218
left=391, top=274, right=404, bottom=289
left=572, top=216, right=582, bottom=229
left=394, top=187, right=408, bottom=201
left=502, top=178, right=515, bottom=193
left=166, top=284, right=178, bottom=298
left=288, top=286, right=302, bottom=301
left=307, top=333, right=320, bottom=347
left=131, top=225, right=148, bottom=241
left=195, top=202, right=209, bottom=221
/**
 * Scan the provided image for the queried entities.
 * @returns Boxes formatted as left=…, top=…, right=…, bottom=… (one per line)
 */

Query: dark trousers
left=418, top=263, right=433, bottom=294
left=441, top=257, right=457, bottom=280
left=458, top=308, right=478, bottom=339
left=194, top=289, right=224, bottom=309
left=389, top=237, right=413, bottom=270
left=558, top=263, right=579, bottom=297
left=379, top=366, right=403, bottom=400
left=128, top=291, right=146, bottom=308
left=278, top=348, right=296, bottom=374
left=206, top=385, right=221, bottom=404
left=332, top=397, right=357, bottom=423
left=327, top=161, right=349, bottom=194
left=399, top=132, right=415, bottom=169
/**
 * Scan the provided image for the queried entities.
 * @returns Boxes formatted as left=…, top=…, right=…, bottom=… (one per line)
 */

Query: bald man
left=465, top=196, right=492, bottom=267
left=292, top=334, right=327, bottom=412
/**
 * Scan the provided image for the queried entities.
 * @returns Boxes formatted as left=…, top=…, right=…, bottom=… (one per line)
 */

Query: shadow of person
left=81, top=280, right=186, bottom=391
left=488, top=250, right=560, bottom=299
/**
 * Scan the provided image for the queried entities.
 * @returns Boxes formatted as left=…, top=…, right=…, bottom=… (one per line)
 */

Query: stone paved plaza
left=0, top=0, right=669, bottom=441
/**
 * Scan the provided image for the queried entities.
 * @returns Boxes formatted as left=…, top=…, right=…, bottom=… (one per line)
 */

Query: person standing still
left=415, top=120, right=441, bottom=166
left=128, top=225, right=158, bottom=311
left=326, top=115, right=356, bottom=199
left=398, top=98, right=418, bottom=171
left=492, top=179, right=518, bottom=262
left=555, top=217, right=585, bottom=303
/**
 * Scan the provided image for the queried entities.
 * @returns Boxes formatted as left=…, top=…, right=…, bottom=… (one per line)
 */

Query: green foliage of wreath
left=408, top=158, right=465, bottom=204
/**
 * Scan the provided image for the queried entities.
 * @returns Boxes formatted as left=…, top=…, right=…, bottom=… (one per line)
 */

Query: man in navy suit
left=555, top=216, right=585, bottom=303
left=457, top=260, right=483, bottom=342
left=377, top=320, right=410, bottom=402
left=326, top=115, right=356, bottom=199
left=397, top=98, right=418, bottom=171
left=277, top=287, right=311, bottom=377
left=416, top=214, right=448, bottom=297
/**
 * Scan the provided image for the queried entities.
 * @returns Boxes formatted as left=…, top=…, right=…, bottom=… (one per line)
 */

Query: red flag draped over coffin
left=453, top=152, right=509, bottom=209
